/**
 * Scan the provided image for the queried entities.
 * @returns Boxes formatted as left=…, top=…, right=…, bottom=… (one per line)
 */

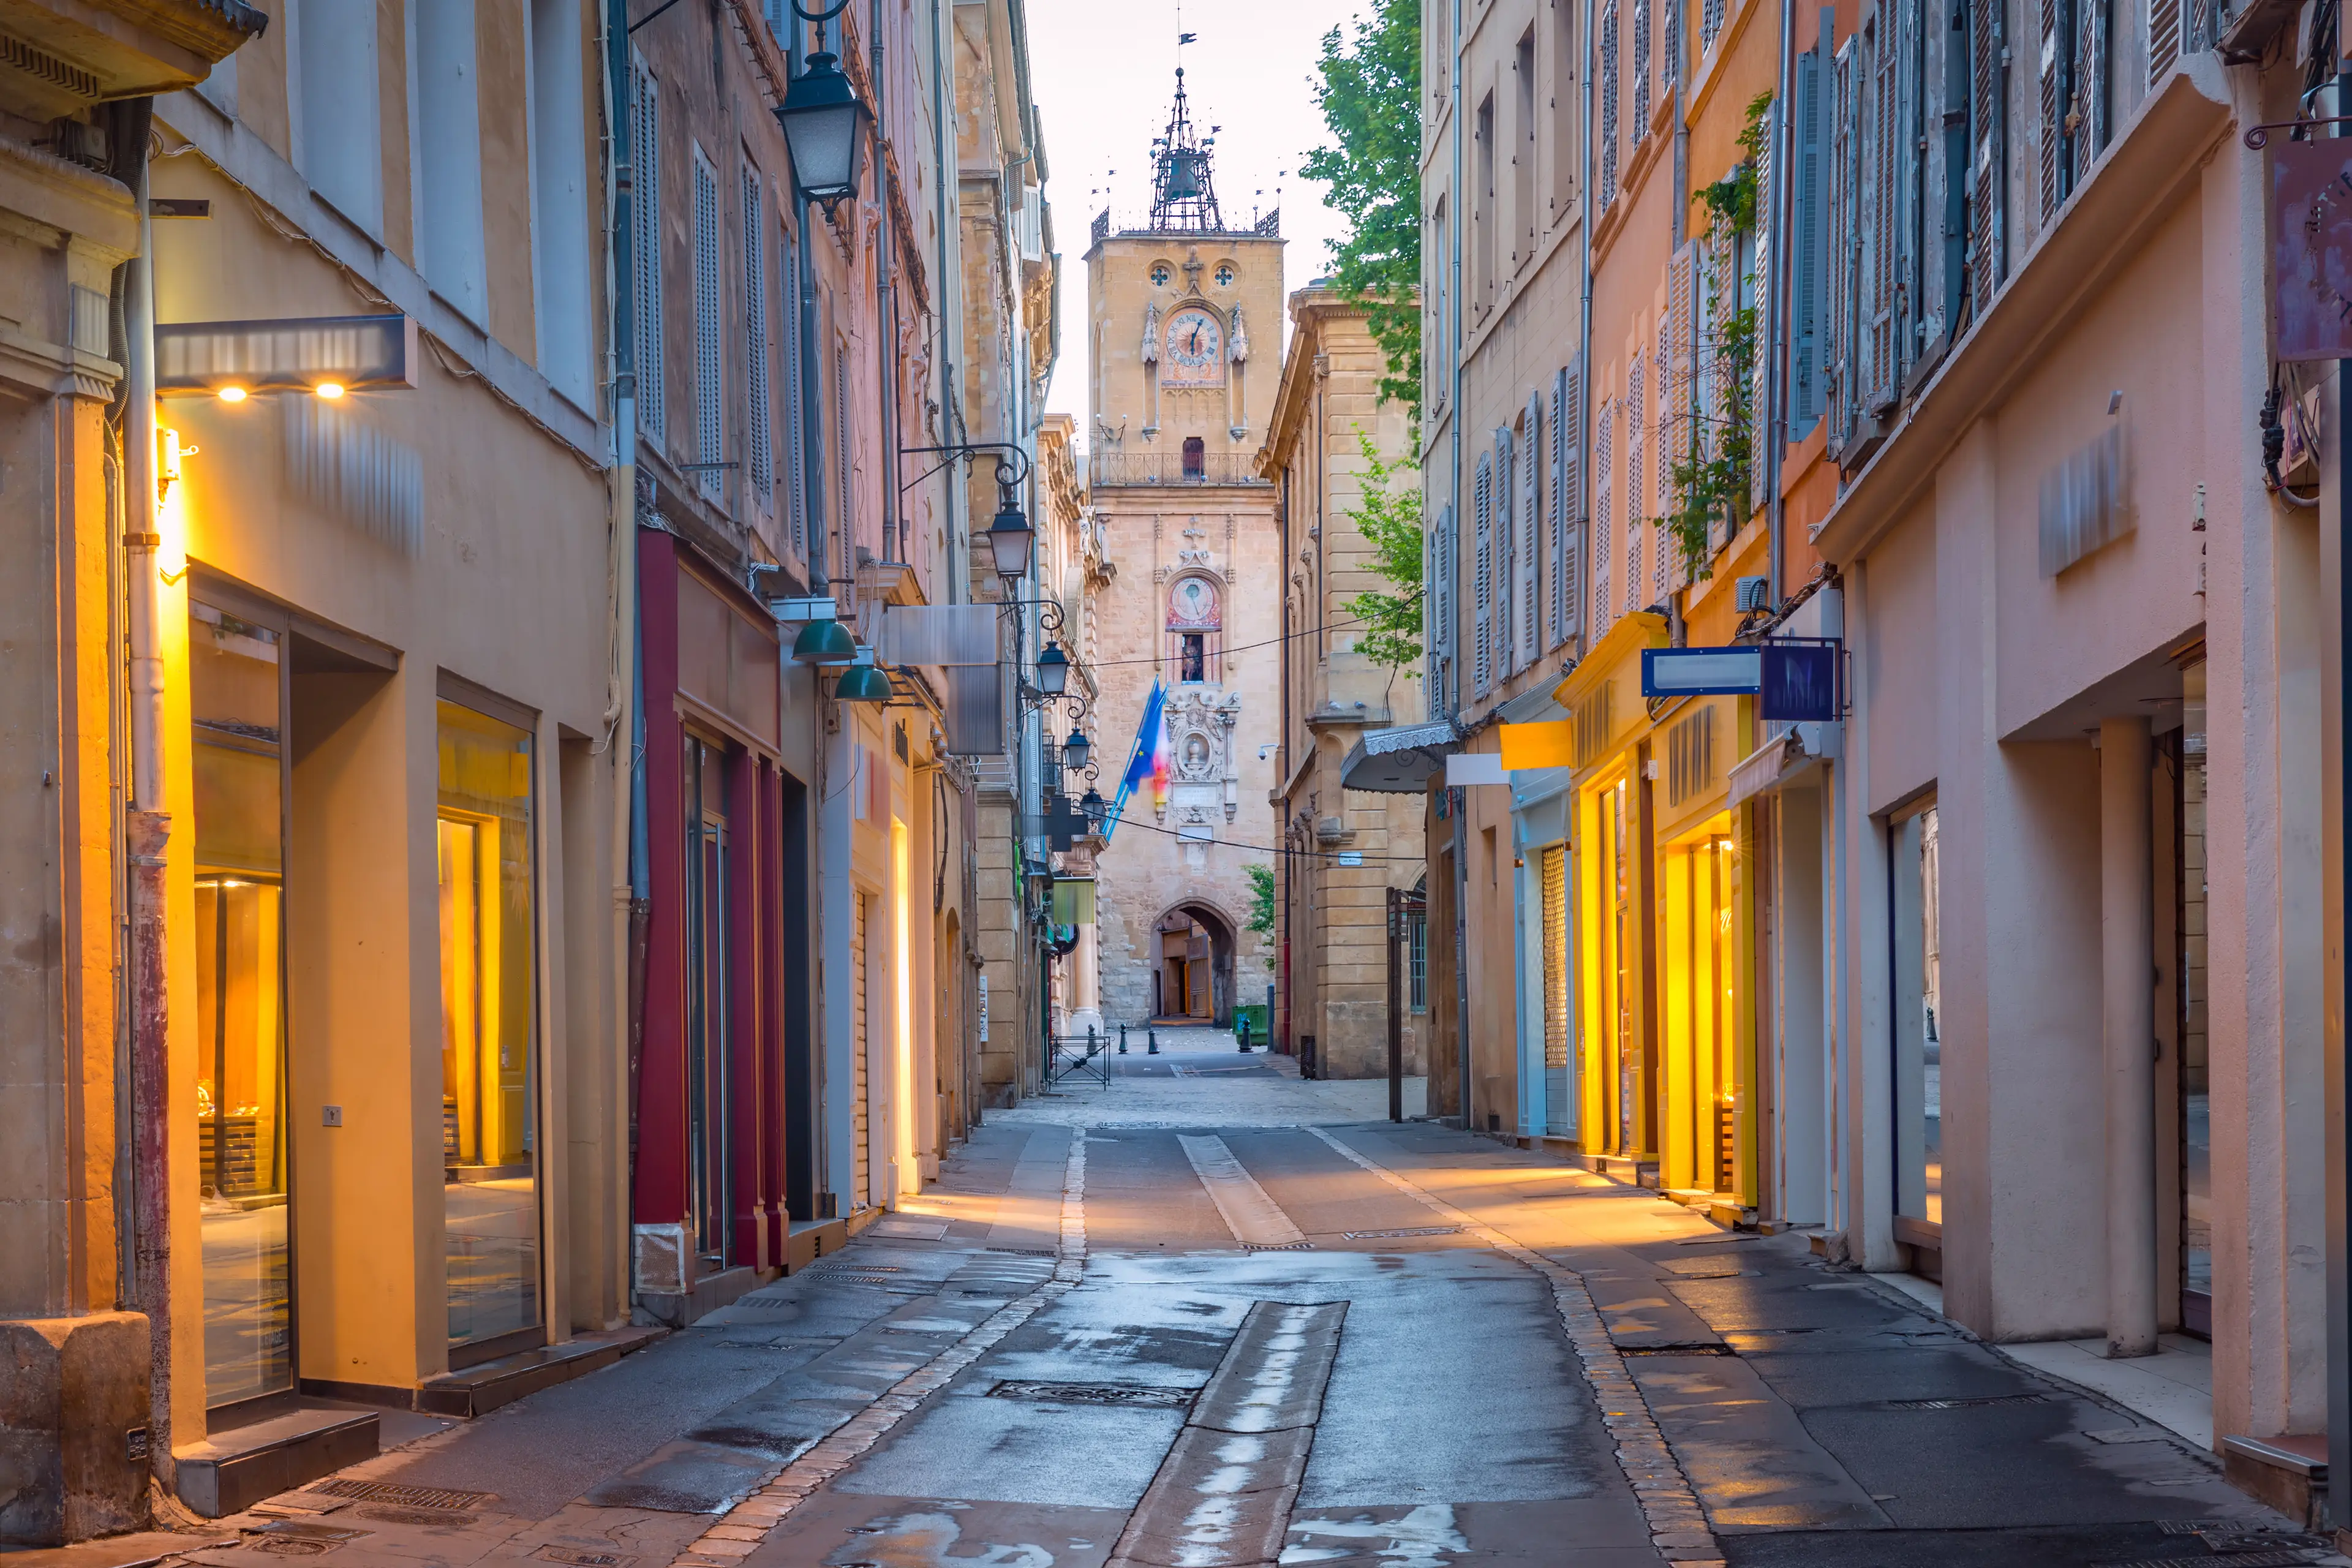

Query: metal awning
left=1725, top=721, right=1844, bottom=809
left=1340, top=719, right=1461, bottom=793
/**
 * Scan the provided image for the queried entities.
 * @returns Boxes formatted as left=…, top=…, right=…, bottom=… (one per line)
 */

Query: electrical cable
left=1095, top=809, right=1427, bottom=863
left=1072, top=608, right=1417, bottom=668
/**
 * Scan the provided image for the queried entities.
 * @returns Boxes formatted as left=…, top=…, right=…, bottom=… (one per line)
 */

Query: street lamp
left=834, top=644, right=893, bottom=703
left=983, top=500, right=1035, bottom=581
left=1035, top=641, right=1068, bottom=696
left=772, top=47, right=870, bottom=214
left=792, top=611, right=858, bottom=665
left=1081, top=786, right=1106, bottom=831
left=1062, top=726, right=1091, bottom=772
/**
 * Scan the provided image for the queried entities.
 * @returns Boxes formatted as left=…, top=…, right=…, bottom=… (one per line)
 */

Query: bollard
left=1237, top=1016, right=1251, bottom=1053
left=1147, top=1028, right=1160, bottom=1056
left=1119, top=1023, right=1128, bottom=1055
left=1087, top=1026, right=1098, bottom=1060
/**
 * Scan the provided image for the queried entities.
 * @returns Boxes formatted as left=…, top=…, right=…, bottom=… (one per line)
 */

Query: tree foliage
left=1246, top=865, right=1276, bottom=935
left=1303, top=0, right=1422, bottom=417
left=1341, top=431, right=1425, bottom=673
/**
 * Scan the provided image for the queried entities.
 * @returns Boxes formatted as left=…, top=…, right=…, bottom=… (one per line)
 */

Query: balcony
left=1088, top=450, right=1268, bottom=488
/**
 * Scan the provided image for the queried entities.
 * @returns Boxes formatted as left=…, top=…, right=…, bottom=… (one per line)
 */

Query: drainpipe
left=872, top=0, right=902, bottom=567
left=1765, top=0, right=1795, bottom=611
left=120, top=96, right=175, bottom=1494
left=602, top=0, right=644, bottom=1316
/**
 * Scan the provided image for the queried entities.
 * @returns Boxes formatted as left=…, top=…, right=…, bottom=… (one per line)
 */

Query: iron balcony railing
left=1088, top=451, right=1270, bottom=488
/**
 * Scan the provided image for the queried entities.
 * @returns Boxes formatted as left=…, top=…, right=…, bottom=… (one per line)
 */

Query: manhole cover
left=533, top=1547, right=637, bottom=1567
left=1341, top=1226, right=1461, bottom=1240
left=306, top=1480, right=496, bottom=1511
left=1662, top=1259, right=1757, bottom=1278
left=988, top=1380, right=1196, bottom=1408
left=247, top=1540, right=333, bottom=1556
left=256, top=1523, right=369, bottom=1543
left=1618, top=1343, right=1736, bottom=1357
left=1887, top=1393, right=2049, bottom=1410
left=353, top=1506, right=477, bottom=1527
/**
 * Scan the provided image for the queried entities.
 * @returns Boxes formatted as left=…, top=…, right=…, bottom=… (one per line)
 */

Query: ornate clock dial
left=1164, top=309, right=1224, bottom=374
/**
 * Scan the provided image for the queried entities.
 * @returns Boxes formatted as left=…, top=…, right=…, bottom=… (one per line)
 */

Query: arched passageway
left=1151, top=902, right=1237, bottom=1026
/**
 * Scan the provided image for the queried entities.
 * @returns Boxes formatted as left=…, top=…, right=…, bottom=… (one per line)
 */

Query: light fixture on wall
left=773, top=39, right=870, bottom=215
left=1035, top=642, right=1068, bottom=696
left=834, top=645, right=894, bottom=703
left=983, top=500, right=1035, bottom=581
left=1062, top=726, right=1091, bottom=772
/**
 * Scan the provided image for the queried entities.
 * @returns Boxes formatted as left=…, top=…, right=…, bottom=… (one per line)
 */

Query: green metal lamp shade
left=793, top=614, right=858, bottom=665
left=835, top=648, right=894, bottom=703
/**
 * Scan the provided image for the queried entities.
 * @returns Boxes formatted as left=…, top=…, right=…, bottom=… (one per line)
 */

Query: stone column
left=2102, top=715, right=2157, bottom=1357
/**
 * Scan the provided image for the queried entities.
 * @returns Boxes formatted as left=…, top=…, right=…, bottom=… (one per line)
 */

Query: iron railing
left=1049, top=1029, right=1112, bottom=1088
left=1088, top=451, right=1270, bottom=488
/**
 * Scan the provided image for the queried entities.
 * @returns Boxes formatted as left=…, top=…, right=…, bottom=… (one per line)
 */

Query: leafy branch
left=1338, top=429, right=1425, bottom=673
left=1246, top=865, right=1276, bottom=935
left=1302, top=0, right=1422, bottom=417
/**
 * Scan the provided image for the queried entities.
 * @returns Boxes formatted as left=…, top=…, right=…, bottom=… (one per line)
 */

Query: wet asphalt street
left=179, top=1047, right=2342, bottom=1568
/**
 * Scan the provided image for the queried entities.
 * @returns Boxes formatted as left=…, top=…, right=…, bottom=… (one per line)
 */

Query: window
left=631, top=60, right=663, bottom=439
left=417, top=0, right=488, bottom=322
left=1409, top=909, right=1429, bottom=1013
left=531, top=0, right=593, bottom=403
left=437, top=699, right=541, bottom=1349
left=1166, top=574, right=1222, bottom=684
left=742, top=165, right=772, bottom=503
left=1182, top=435, right=1205, bottom=476
left=1551, top=3, right=1581, bottom=217
left=1152, top=262, right=1172, bottom=285
left=1215, top=263, right=1235, bottom=285
left=692, top=150, right=722, bottom=497
left=1599, top=0, right=1621, bottom=209
left=1181, top=635, right=1205, bottom=682
left=1515, top=29, right=1536, bottom=265
left=1474, top=94, right=1496, bottom=310
left=299, top=0, right=382, bottom=235
left=1891, top=799, right=1941, bottom=1224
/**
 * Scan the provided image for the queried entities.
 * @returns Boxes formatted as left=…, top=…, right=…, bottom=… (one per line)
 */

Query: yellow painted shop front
left=1559, top=616, right=1757, bottom=1206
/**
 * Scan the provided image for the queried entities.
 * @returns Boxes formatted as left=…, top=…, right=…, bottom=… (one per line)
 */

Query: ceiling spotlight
left=217, top=386, right=247, bottom=403
left=314, top=382, right=345, bottom=400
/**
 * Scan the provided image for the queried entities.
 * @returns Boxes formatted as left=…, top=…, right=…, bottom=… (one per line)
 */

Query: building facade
left=1261, top=288, right=1428, bottom=1078
left=1085, top=70, right=1284, bottom=1033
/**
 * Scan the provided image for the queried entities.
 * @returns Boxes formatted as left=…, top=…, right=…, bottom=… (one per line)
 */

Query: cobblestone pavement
left=123, top=1111, right=2347, bottom=1568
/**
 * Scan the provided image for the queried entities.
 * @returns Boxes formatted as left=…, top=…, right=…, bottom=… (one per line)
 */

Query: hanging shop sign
left=156, top=314, right=420, bottom=396
left=1642, top=641, right=1842, bottom=723
left=2267, top=136, right=2352, bottom=362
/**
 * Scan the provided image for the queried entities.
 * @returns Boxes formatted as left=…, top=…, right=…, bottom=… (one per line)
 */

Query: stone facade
left=1082, top=124, right=1286, bottom=1030
left=1259, top=289, right=1427, bottom=1079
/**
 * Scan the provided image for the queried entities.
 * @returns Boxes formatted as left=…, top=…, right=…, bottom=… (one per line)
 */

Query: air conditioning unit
left=1315, top=815, right=1351, bottom=843
left=1735, top=575, right=1770, bottom=613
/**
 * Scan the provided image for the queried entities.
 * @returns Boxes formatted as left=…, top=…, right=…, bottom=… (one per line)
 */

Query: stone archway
left=1150, top=900, right=1239, bottom=1027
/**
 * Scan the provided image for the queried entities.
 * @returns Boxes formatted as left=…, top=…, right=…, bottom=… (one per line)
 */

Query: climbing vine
left=1662, top=92, right=1772, bottom=581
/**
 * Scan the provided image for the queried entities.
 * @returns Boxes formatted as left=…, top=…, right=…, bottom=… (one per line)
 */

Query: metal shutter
left=742, top=167, right=772, bottom=504
left=853, top=891, right=870, bottom=1207
left=632, top=62, right=663, bottom=442
left=1522, top=391, right=1543, bottom=668
left=693, top=151, right=722, bottom=496
left=1542, top=845, right=1569, bottom=1069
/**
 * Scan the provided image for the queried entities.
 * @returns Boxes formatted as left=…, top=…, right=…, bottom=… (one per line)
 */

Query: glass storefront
left=1581, top=774, right=1642, bottom=1156
left=2179, top=662, right=2210, bottom=1334
left=1540, top=844, right=1573, bottom=1137
left=1892, top=801, right=1942, bottom=1225
left=1661, top=815, right=1740, bottom=1194
left=191, top=602, right=293, bottom=1410
left=435, top=700, right=540, bottom=1349
left=684, top=734, right=732, bottom=1269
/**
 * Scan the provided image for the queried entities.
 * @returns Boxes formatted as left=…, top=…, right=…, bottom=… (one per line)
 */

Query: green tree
left=1341, top=431, right=1424, bottom=673
left=1246, top=864, right=1276, bottom=935
left=1303, top=0, right=1422, bottom=416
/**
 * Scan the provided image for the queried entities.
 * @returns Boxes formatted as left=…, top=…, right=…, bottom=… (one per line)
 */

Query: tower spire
left=1148, top=45, right=1222, bottom=233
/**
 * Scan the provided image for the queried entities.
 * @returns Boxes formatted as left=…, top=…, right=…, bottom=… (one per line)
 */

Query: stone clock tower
left=1086, top=65, right=1286, bottom=1031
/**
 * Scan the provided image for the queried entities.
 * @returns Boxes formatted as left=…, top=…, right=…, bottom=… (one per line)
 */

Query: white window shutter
left=2149, top=0, right=2180, bottom=83
left=1600, top=0, right=1621, bottom=208
left=1560, top=359, right=1584, bottom=644
left=1790, top=46, right=1825, bottom=432
left=1828, top=39, right=1856, bottom=458
left=1633, top=0, right=1652, bottom=135
left=1473, top=456, right=1494, bottom=696
left=1626, top=359, right=1645, bottom=612
left=1594, top=401, right=1614, bottom=633
left=1751, top=105, right=1773, bottom=514
left=692, top=151, right=721, bottom=496
left=632, top=62, right=663, bottom=443
left=1522, top=391, right=1542, bottom=666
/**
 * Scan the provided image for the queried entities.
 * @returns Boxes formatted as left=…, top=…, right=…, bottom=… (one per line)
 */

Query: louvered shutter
left=1496, top=429, right=1517, bottom=678
left=742, top=167, right=772, bottom=505
left=2038, top=0, right=2060, bottom=222
left=1790, top=48, right=1825, bottom=432
left=693, top=152, right=722, bottom=496
left=783, top=225, right=806, bottom=557
left=1634, top=0, right=1653, bottom=135
left=1864, top=13, right=1898, bottom=412
left=2073, top=0, right=2106, bottom=182
left=1750, top=107, right=1773, bottom=513
left=1594, top=402, right=1614, bottom=631
left=1626, top=360, right=1645, bottom=609
left=1670, top=245, right=1694, bottom=517
left=1827, top=39, right=1856, bottom=457
left=1560, top=359, right=1585, bottom=644
left=2149, top=0, right=2180, bottom=82
left=1894, top=0, right=1923, bottom=374
left=1665, top=0, right=1681, bottom=87
left=1523, top=391, right=1543, bottom=667
left=1600, top=0, right=1621, bottom=208
left=1472, top=456, right=1494, bottom=696
left=1971, top=0, right=2005, bottom=315
left=1548, top=370, right=1567, bottom=649
left=1430, top=501, right=1455, bottom=704
left=632, top=62, right=663, bottom=442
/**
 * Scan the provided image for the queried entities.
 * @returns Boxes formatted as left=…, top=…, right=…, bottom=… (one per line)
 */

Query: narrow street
left=138, top=1050, right=2329, bottom=1568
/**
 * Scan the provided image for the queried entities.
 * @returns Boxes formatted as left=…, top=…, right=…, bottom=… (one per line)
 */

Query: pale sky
left=1024, top=0, right=1371, bottom=426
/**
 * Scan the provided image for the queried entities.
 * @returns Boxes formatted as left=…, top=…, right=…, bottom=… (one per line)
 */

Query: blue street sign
left=1642, top=646, right=1762, bottom=696
left=1640, top=641, right=1842, bottom=722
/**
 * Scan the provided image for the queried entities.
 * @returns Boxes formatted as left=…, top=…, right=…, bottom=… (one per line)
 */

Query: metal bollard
left=1118, top=1023, right=1128, bottom=1055
left=1087, top=1026, right=1098, bottom=1060
left=1237, top=1017, right=1251, bottom=1053
left=1147, top=1028, right=1160, bottom=1056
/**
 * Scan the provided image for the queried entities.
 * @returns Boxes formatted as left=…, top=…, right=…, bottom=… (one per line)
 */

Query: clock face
left=1164, top=310, right=1224, bottom=382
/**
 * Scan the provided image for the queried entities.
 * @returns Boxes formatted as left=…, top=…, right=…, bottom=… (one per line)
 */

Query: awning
left=1340, top=719, right=1461, bottom=793
left=1725, top=722, right=1844, bottom=808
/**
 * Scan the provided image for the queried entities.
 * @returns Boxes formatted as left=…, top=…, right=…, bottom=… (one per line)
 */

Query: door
left=1540, top=845, right=1572, bottom=1136
left=852, top=892, right=870, bottom=1207
left=190, top=601, right=292, bottom=1413
left=684, top=735, right=731, bottom=1268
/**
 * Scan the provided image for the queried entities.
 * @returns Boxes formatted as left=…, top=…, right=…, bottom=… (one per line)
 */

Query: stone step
left=416, top=1326, right=661, bottom=1418
left=176, top=1404, right=379, bottom=1518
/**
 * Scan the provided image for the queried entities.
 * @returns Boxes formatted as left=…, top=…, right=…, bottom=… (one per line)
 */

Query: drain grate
left=988, top=1380, right=1196, bottom=1408
left=1885, top=1393, right=2051, bottom=1410
left=1242, top=1242, right=1314, bottom=1251
left=989, top=1247, right=1055, bottom=1257
left=2094, top=1553, right=2323, bottom=1568
left=305, top=1480, right=496, bottom=1512
left=1618, top=1343, right=1736, bottom=1357
left=1341, top=1226, right=1461, bottom=1240
left=533, top=1548, right=636, bottom=1568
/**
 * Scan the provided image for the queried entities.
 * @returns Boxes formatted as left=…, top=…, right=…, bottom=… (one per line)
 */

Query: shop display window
left=191, top=602, right=293, bottom=1409
left=435, top=700, right=540, bottom=1348
left=2179, top=662, right=2210, bottom=1333
left=1891, top=801, right=1942, bottom=1225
